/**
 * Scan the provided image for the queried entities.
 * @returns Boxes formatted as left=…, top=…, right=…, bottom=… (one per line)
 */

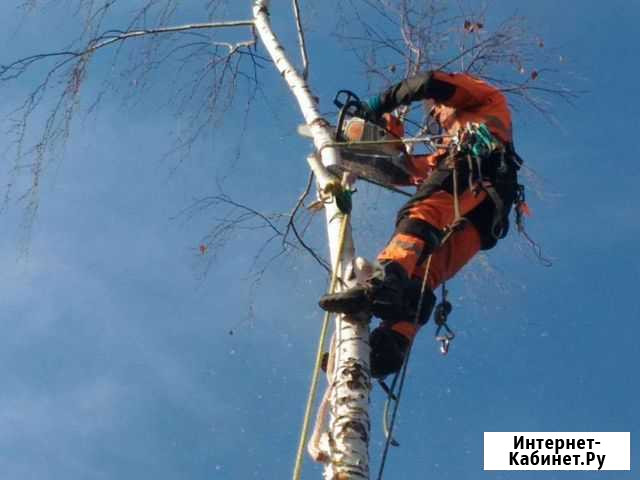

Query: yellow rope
left=292, top=207, right=350, bottom=480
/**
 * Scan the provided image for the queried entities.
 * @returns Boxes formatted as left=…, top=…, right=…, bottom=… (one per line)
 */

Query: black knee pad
left=395, top=217, right=443, bottom=251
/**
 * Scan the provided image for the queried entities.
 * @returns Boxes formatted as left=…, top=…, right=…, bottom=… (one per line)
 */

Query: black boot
left=369, top=326, right=409, bottom=378
left=317, top=284, right=372, bottom=315
left=318, top=262, right=410, bottom=321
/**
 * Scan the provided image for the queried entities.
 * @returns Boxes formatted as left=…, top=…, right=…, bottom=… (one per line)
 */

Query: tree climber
left=319, top=71, right=521, bottom=378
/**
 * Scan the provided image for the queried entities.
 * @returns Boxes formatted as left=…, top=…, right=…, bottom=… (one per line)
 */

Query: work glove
left=358, top=95, right=384, bottom=124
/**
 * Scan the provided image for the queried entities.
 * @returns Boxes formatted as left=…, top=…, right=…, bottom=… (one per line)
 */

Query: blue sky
left=1, top=1, right=638, bottom=479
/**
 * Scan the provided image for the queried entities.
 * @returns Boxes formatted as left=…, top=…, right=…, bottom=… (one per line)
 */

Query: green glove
left=359, top=95, right=383, bottom=123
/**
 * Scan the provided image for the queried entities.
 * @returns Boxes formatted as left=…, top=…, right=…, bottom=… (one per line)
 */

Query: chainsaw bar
left=329, top=148, right=412, bottom=187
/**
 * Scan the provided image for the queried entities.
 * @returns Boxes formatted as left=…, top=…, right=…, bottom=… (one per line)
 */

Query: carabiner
left=435, top=323, right=455, bottom=355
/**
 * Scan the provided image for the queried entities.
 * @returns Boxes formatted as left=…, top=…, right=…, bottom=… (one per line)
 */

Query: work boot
left=369, top=326, right=410, bottom=378
left=318, top=262, right=410, bottom=321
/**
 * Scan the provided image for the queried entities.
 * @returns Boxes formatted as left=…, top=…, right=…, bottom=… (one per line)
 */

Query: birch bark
left=253, top=2, right=371, bottom=478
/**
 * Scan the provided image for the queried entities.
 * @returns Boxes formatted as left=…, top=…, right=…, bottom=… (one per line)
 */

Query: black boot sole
left=318, top=286, right=371, bottom=315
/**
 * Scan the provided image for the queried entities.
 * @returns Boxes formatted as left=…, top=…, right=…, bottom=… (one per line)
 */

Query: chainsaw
left=298, top=90, right=413, bottom=188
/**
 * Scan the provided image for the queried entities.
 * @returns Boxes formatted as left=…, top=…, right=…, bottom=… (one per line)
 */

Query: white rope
left=307, top=331, right=336, bottom=462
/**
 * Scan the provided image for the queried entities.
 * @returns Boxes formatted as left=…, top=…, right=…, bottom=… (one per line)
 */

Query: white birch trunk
left=253, top=0, right=340, bottom=172
left=322, top=215, right=371, bottom=480
left=253, top=2, right=371, bottom=479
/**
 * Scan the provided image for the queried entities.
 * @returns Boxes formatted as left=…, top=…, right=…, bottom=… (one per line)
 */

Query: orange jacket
left=377, top=71, right=513, bottom=184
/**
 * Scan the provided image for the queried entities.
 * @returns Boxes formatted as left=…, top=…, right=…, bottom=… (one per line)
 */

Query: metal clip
left=434, top=292, right=455, bottom=355
left=435, top=323, right=455, bottom=355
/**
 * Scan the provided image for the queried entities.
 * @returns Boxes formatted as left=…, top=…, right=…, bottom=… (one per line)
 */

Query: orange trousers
left=377, top=188, right=487, bottom=340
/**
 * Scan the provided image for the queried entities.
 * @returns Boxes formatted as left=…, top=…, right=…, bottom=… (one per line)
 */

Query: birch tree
left=1, top=1, right=573, bottom=479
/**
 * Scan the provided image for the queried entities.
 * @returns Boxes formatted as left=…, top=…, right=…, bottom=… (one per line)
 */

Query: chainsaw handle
left=334, top=89, right=365, bottom=142
left=333, top=90, right=361, bottom=110
left=335, top=99, right=362, bottom=142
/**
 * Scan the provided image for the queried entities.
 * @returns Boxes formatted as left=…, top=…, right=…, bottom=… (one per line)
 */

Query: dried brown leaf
left=464, top=20, right=484, bottom=33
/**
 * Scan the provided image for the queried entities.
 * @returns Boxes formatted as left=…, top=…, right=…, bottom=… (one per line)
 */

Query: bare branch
left=283, top=171, right=332, bottom=274
left=84, top=20, right=255, bottom=53
left=175, top=185, right=330, bottom=280
left=292, top=0, right=310, bottom=80
left=1, top=20, right=255, bottom=81
left=1, top=9, right=264, bottom=246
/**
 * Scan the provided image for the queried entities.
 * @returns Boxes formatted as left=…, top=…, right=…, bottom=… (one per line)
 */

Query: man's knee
left=395, top=217, right=443, bottom=253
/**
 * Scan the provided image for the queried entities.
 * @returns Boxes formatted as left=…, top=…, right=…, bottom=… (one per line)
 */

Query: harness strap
left=481, top=182, right=507, bottom=240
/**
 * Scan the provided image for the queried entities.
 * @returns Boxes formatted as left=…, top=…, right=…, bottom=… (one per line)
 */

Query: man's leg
left=319, top=184, right=487, bottom=314
left=378, top=222, right=482, bottom=350
left=368, top=191, right=486, bottom=377
left=318, top=181, right=487, bottom=377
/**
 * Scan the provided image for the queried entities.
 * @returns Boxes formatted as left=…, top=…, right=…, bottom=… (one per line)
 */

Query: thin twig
left=284, top=170, right=315, bottom=243
left=284, top=171, right=332, bottom=274
left=292, top=0, right=310, bottom=80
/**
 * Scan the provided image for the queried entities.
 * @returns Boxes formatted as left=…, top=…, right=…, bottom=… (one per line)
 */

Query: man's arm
left=371, top=71, right=496, bottom=114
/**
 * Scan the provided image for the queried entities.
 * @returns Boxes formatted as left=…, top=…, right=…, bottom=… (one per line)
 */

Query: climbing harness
left=458, top=122, right=502, bottom=158
left=456, top=123, right=512, bottom=241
